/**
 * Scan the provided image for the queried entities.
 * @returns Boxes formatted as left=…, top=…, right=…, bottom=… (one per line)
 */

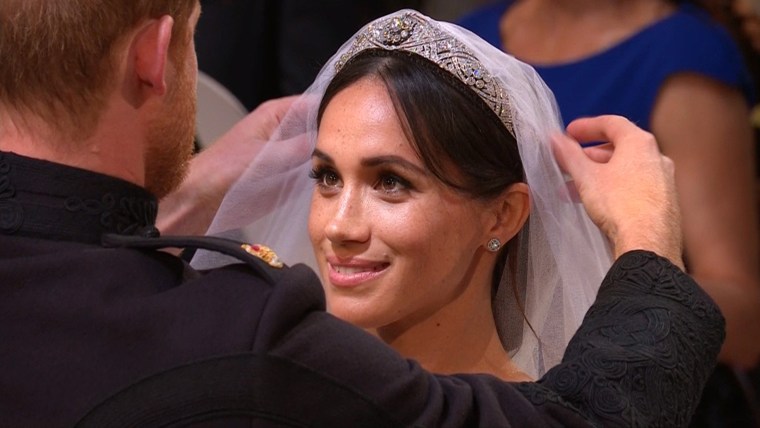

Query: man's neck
left=0, top=107, right=146, bottom=188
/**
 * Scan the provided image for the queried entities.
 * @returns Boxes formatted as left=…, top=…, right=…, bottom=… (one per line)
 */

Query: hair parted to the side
left=318, top=49, right=524, bottom=200
left=0, top=0, right=197, bottom=140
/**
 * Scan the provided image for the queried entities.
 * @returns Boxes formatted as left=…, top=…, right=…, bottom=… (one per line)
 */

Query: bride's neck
left=373, top=293, right=531, bottom=382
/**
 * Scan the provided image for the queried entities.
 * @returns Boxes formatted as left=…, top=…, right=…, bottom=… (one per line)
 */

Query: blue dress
left=459, top=1, right=754, bottom=130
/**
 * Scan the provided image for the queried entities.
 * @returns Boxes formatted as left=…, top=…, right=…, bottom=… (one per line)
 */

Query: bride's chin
left=327, top=305, right=378, bottom=329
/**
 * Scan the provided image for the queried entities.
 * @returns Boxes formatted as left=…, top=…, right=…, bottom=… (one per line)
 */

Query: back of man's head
left=0, top=0, right=196, bottom=141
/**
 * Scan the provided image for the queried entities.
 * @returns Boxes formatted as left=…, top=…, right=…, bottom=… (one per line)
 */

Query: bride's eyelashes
left=309, top=166, right=342, bottom=192
left=374, top=170, right=414, bottom=196
left=309, top=165, right=416, bottom=197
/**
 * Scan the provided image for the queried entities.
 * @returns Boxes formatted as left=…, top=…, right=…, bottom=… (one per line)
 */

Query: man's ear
left=488, top=182, right=530, bottom=244
left=131, top=15, right=175, bottom=97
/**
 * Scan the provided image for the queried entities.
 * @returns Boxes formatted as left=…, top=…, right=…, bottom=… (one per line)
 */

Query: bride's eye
left=377, top=173, right=411, bottom=194
left=309, top=167, right=342, bottom=189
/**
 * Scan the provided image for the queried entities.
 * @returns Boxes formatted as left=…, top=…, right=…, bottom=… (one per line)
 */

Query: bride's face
left=309, top=77, right=496, bottom=331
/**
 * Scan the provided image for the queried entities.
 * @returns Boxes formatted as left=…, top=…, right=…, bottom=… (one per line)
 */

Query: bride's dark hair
left=317, top=49, right=525, bottom=200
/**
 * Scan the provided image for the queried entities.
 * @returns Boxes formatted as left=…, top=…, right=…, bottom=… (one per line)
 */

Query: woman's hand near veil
left=552, top=115, right=685, bottom=270
left=157, top=96, right=297, bottom=236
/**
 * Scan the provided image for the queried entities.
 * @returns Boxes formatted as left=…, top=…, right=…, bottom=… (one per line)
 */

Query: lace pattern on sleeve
left=522, top=251, right=724, bottom=427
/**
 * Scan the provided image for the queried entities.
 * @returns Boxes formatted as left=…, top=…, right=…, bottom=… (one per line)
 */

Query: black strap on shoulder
left=101, top=232, right=276, bottom=283
left=74, top=353, right=403, bottom=428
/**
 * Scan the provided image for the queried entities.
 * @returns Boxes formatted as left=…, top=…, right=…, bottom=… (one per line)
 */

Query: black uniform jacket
left=0, top=151, right=725, bottom=427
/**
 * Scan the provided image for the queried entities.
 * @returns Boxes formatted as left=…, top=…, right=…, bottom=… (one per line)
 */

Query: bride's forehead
left=314, top=101, right=423, bottom=166
left=319, top=80, right=404, bottom=130
left=314, top=126, right=418, bottom=162
left=325, top=77, right=392, bottom=108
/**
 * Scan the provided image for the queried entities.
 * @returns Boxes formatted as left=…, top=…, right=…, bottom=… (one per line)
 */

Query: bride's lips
left=326, top=257, right=390, bottom=287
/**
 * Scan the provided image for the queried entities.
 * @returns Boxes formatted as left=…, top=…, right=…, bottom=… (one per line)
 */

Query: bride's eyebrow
left=311, top=148, right=334, bottom=164
left=312, top=149, right=425, bottom=175
left=361, top=156, right=426, bottom=175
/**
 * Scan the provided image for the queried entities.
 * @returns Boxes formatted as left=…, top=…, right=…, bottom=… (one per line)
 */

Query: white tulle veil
left=192, top=10, right=612, bottom=378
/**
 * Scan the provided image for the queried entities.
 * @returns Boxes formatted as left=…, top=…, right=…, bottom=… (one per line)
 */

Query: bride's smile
left=326, top=257, right=391, bottom=288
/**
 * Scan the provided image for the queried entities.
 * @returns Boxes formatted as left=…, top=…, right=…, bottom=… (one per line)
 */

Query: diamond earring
left=487, top=238, right=501, bottom=252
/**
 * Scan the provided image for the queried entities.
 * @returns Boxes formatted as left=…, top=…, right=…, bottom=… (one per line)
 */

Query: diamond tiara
left=335, top=11, right=515, bottom=137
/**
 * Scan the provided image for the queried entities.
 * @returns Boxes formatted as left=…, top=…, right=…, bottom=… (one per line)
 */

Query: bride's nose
left=325, top=187, right=370, bottom=245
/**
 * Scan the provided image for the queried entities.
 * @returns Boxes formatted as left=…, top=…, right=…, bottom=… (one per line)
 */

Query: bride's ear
left=487, top=182, right=530, bottom=244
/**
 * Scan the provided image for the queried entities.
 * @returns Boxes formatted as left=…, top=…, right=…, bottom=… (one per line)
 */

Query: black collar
left=0, top=151, right=158, bottom=244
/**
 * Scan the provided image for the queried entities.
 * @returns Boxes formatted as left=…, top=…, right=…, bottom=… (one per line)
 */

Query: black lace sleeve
left=534, top=250, right=726, bottom=427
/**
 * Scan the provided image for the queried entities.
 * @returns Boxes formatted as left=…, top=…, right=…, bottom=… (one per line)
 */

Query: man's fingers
left=583, top=143, right=614, bottom=163
left=566, top=115, right=658, bottom=156
left=248, top=95, right=300, bottom=138
left=551, top=131, right=591, bottom=180
left=566, top=115, right=634, bottom=144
